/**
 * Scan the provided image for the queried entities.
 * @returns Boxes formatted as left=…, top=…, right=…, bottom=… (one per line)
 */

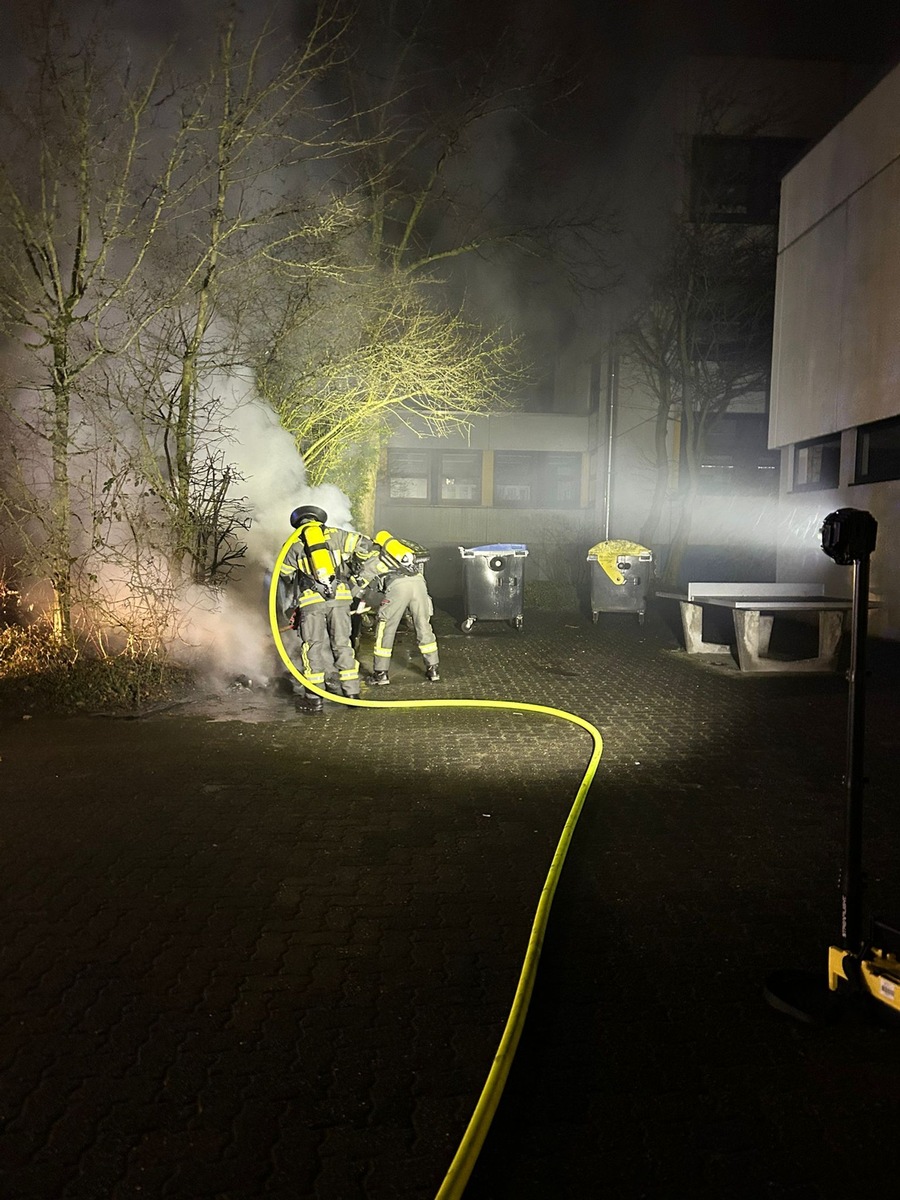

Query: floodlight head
left=820, top=508, right=877, bottom=565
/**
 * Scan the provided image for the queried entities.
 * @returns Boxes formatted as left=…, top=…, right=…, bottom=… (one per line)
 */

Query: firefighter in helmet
left=357, top=529, right=441, bottom=685
left=278, top=504, right=375, bottom=712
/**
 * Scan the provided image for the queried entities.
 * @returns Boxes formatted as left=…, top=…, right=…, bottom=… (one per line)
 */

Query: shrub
left=0, top=621, right=192, bottom=714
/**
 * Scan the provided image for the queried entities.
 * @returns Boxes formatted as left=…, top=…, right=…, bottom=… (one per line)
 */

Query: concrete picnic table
left=655, top=582, right=856, bottom=673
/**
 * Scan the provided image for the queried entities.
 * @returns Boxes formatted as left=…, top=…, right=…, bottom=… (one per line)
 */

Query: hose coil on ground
left=268, top=534, right=603, bottom=1199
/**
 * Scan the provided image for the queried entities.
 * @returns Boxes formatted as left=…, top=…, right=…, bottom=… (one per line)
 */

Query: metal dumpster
left=587, top=539, right=653, bottom=625
left=458, top=543, right=528, bottom=632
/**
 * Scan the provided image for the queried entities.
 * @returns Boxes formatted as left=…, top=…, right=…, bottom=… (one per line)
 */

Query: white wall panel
left=778, top=65, right=900, bottom=251
left=770, top=209, right=847, bottom=446
left=842, top=161, right=900, bottom=419
left=770, top=63, right=900, bottom=448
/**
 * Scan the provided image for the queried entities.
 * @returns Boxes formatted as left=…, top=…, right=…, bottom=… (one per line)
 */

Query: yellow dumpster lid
left=587, top=539, right=653, bottom=585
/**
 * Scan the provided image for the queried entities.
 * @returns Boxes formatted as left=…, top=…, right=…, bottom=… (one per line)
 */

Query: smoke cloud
left=174, top=370, right=355, bottom=688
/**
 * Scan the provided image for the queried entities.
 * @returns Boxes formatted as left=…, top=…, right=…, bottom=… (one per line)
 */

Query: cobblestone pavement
left=2, top=602, right=900, bottom=1200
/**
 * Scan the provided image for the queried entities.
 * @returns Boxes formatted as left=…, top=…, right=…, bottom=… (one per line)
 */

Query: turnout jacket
left=356, top=532, right=430, bottom=592
left=279, top=523, right=376, bottom=614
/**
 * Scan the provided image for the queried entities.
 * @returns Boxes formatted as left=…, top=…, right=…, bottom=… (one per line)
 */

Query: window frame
left=436, top=450, right=483, bottom=506
left=694, top=412, right=780, bottom=495
left=854, top=416, right=900, bottom=485
left=386, top=448, right=432, bottom=503
left=492, top=450, right=584, bottom=509
left=690, top=134, right=809, bottom=224
left=792, top=434, right=842, bottom=493
left=385, top=448, right=483, bottom=506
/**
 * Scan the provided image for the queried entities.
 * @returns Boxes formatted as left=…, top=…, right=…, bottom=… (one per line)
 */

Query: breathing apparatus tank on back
left=375, top=530, right=430, bottom=576
left=289, top=505, right=339, bottom=598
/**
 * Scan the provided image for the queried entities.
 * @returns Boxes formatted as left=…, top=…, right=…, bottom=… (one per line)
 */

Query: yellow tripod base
left=828, top=944, right=900, bottom=1013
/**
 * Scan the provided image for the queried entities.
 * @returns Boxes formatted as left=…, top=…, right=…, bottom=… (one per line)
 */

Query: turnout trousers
left=294, top=597, right=360, bottom=698
left=373, top=573, right=439, bottom=671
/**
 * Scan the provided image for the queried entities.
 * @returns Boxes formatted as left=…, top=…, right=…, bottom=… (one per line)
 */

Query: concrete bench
left=655, top=583, right=854, bottom=674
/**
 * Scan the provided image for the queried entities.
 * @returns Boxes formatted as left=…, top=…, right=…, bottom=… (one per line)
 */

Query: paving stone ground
left=1, top=601, right=900, bottom=1199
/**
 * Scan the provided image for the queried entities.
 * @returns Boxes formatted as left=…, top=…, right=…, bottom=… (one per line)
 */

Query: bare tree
left=259, top=271, right=527, bottom=527
left=618, top=81, right=785, bottom=586
left=254, top=0, right=612, bottom=527
left=0, top=3, right=360, bottom=649
left=125, top=6, right=356, bottom=582
left=622, top=219, right=775, bottom=565
left=0, top=13, right=197, bottom=639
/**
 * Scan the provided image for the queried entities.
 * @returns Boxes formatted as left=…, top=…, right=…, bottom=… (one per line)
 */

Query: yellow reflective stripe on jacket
left=341, top=530, right=365, bottom=556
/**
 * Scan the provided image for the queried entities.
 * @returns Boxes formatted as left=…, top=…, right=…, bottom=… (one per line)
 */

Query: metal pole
left=841, top=550, right=870, bottom=954
left=602, top=350, right=618, bottom=541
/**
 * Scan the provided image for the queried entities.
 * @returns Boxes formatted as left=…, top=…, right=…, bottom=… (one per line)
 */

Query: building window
left=793, top=435, right=841, bottom=491
left=494, top=453, right=533, bottom=505
left=439, top=451, right=481, bottom=503
left=388, top=449, right=430, bottom=501
left=690, top=136, right=808, bottom=223
left=386, top=449, right=483, bottom=505
left=494, top=451, right=583, bottom=508
left=855, top=416, right=900, bottom=484
left=697, top=414, right=779, bottom=494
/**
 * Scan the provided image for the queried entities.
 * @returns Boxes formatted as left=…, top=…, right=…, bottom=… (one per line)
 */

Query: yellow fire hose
left=268, top=536, right=604, bottom=1199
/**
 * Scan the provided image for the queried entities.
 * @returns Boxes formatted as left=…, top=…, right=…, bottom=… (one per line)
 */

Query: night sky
left=3, top=0, right=898, bottom=345
left=6, top=2, right=898, bottom=169
left=8, top=1, right=899, bottom=87
left=472, top=0, right=900, bottom=158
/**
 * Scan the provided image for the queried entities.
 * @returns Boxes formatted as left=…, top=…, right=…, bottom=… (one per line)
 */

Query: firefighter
left=278, top=505, right=375, bottom=713
left=358, top=530, right=441, bottom=685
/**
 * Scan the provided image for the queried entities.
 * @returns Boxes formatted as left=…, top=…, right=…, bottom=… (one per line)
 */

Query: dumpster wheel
left=269, top=532, right=603, bottom=1200
left=461, top=616, right=524, bottom=632
left=591, top=610, right=645, bottom=626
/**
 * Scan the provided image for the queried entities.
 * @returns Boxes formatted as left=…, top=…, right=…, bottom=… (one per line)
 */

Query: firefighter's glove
left=288, top=607, right=301, bottom=630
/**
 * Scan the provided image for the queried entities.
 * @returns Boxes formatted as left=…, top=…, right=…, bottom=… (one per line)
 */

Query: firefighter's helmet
left=290, top=504, right=328, bottom=529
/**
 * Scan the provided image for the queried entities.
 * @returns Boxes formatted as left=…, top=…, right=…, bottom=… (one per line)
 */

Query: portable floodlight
left=765, top=508, right=900, bottom=1023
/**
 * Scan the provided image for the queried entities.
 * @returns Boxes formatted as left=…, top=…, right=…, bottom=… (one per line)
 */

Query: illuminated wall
left=770, top=63, right=900, bottom=638
left=374, top=412, right=598, bottom=596
left=771, top=64, right=900, bottom=442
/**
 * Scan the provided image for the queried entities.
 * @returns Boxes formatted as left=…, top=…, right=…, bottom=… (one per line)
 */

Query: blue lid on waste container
left=458, top=543, right=528, bottom=557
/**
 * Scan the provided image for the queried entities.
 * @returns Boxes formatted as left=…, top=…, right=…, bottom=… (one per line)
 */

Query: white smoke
left=172, top=369, right=355, bottom=687
left=213, top=370, right=353, bottom=569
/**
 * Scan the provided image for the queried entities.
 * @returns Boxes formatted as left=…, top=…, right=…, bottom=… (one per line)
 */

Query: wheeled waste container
left=458, top=544, right=528, bottom=632
left=587, top=539, right=653, bottom=625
